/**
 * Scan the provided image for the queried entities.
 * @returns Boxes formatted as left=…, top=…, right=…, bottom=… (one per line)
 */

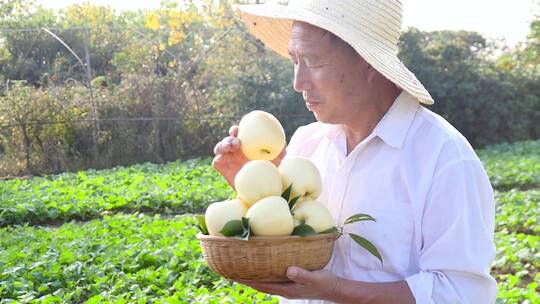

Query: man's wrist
left=325, top=275, right=348, bottom=303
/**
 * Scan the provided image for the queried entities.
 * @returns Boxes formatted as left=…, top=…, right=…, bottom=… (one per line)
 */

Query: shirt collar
left=373, top=90, right=419, bottom=149
left=320, top=91, right=419, bottom=149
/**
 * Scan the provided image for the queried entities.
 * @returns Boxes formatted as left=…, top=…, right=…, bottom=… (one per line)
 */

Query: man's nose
left=293, top=63, right=312, bottom=93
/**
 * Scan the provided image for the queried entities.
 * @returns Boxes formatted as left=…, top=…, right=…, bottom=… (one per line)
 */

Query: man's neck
left=342, top=88, right=402, bottom=155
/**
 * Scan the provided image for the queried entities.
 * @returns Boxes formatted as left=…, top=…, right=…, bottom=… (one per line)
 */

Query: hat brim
left=235, top=3, right=434, bottom=105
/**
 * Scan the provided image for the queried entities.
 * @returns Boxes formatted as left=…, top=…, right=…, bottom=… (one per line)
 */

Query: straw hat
left=235, top=0, right=434, bottom=105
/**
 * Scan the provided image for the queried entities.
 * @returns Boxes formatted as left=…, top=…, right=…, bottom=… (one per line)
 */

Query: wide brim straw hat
left=235, top=0, right=434, bottom=105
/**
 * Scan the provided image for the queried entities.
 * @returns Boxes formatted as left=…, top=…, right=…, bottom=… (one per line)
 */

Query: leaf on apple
left=195, top=214, right=209, bottom=235
left=220, top=220, right=244, bottom=236
left=343, top=213, right=376, bottom=225
left=219, top=217, right=250, bottom=240
left=318, top=226, right=339, bottom=235
left=348, top=233, right=383, bottom=266
left=281, top=183, right=293, bottom=202
left=288, top=195, right=301, bottom=211
left=292, top=223, right=317, bottom=236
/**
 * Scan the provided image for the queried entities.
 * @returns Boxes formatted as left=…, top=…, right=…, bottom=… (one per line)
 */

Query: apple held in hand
left=292, top=200, right=335, bottom=233
left=234, top=160, right=283, bottom=206
left=246, top=196, right=294, bottom=236
left=205, top=199, right=248, bottom=236
left=237, top=110, right=286, bottom=161
left=279, top=157, right=322, bottom=203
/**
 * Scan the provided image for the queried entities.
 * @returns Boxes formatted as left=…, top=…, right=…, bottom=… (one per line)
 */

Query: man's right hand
left=212, top=125, right=286, bottom=190
left=212, top=125, right=248, bottom=189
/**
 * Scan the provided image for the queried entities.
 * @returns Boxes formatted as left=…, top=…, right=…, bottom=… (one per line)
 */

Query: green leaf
left=235, top=217, right=250, bottom=241
left=318, top=226, right=339, bottom=235
left=348, top=233, right=383, bottom=265
left=219, top=220, right=244, bottom=237
left=289, top=195, right=301, bottom=211
left=86, top=295, right=103, bottom=304
left=281, top=183, right=292, bottom=202
left=292, top=223, right=317, bottom=236
left=343, top=213, right=376, bottom=225
left=195, top=214, right=208, bottom=235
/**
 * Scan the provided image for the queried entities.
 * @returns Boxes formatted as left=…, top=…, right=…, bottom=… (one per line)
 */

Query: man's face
left=288, top=21, right=367, bottom=124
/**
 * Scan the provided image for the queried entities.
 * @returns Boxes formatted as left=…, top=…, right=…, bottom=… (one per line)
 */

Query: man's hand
left=236, top=266, right=416, bottom=303
left=212, top=125, right=286, bottom=189
left=236, top=266, right=341, bottom=301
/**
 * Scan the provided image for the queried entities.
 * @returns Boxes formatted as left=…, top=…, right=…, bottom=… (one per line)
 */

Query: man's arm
left=404, top=158, right=497, bottom=303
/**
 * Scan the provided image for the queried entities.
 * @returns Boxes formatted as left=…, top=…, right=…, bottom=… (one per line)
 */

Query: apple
left=292, top=200, right=335, bottom=233
left=234, top=160, right=283, bottom=206
left=237, top=110, right=286, bottom=160
left=278, top=157, right=322, bottom=203
left=246, top=196, right=294, bottom=236
left=205, top=198, right=248, bottom=236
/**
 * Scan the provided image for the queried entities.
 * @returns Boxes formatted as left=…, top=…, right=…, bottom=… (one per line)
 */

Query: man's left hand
left=236, top=266, right=341, bottom=300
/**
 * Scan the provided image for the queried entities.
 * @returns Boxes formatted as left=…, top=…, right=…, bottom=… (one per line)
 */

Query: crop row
left=0, top=214, right=276, bottom=303
left=478, top=140, right=540, bottom=191
left=0, top=158, right=233, bottom=226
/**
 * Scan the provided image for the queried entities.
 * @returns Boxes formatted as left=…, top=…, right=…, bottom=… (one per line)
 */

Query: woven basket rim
left=197, top=232, right=339, bottom=242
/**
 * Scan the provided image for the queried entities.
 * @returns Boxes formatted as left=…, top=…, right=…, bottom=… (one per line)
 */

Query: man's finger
left=286, top=266, right=313, bottom=285
left=230, top=137, right=240, bottom=148
left=229, top=125, right=239, bottom=137
left=211, top=154, right=223, bottom=170
left=213, top=142, right=222, bottom=156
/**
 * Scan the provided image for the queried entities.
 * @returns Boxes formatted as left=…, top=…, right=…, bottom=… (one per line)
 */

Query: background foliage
left=0, top=0, right=538, bottom=175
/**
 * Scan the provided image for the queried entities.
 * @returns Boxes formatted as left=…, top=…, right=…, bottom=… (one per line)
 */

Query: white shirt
left=281, top=91, right=497, bottom=304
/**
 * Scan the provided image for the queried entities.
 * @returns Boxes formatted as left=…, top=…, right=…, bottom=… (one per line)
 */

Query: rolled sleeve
left=406, top=159, right=498, bottom=304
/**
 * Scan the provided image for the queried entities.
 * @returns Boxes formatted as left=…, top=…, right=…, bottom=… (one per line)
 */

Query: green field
left=1, top=141, right=539, bottom=303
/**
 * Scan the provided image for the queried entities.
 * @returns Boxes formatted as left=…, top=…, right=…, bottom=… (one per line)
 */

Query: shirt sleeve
left=405, top=159, right=498, bottom=304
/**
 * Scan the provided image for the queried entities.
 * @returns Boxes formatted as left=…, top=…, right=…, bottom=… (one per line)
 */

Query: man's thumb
left=286, top=266, right=312, bottom=284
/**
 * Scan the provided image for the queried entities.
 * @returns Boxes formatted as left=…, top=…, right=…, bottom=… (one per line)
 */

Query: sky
left=35, top=0, right=538, bottom=47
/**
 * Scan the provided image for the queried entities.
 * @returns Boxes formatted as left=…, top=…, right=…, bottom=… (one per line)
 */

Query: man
left=212, top=0, right=497, bottom=303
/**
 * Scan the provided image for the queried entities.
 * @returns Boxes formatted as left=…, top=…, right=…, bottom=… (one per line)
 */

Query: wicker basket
left=197, top=233, right=338, bottom=282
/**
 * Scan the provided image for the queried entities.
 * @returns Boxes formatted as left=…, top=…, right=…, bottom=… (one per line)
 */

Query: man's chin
left=311, top=112, right=328, bottom=124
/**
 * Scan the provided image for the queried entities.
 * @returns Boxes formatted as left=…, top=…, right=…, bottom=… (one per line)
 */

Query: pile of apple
left=205, top=110, right=335, bottom=237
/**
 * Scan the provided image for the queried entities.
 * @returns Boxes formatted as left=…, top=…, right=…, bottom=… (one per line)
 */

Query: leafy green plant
left=0, top=158, right=233, bottom=226
left=478, top=140, right=540, bottom=191
left=0, top=214, right=277, bottom=303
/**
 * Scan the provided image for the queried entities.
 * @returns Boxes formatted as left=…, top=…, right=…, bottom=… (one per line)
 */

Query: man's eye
left=305, top=60, right=324, bottom=68
left=307, top=63, right=324, bottom=68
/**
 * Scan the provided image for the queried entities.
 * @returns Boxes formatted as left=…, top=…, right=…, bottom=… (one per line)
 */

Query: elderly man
left=212, top=0, right=497, bottom=303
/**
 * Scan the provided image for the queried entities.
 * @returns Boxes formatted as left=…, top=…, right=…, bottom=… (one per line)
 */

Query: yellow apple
left=246, top=196, right=294, bottom=236
left=234, top=160, right=283, bottom=206
left=237, top=110, right=286, bottom=160
left=278, top=157, right=322, bottom=203
left=292, top=200, right=335, bottom=233
left=205, top=199, right=248, bottom=236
